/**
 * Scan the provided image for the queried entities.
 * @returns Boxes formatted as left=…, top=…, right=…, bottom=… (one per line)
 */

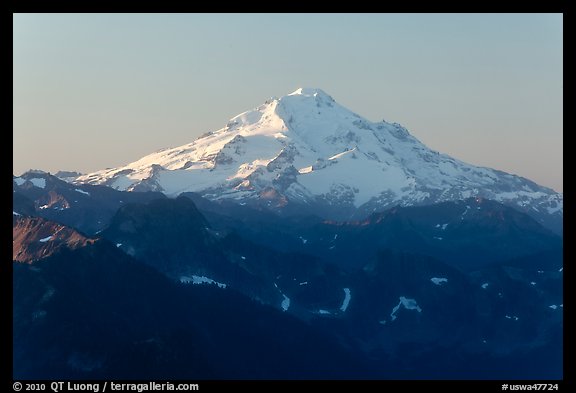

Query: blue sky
left=13, top=13, right=563, bottom=191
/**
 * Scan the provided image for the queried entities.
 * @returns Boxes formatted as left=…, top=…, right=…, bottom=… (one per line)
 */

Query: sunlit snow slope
left=75, top=88, right=562, bottom=230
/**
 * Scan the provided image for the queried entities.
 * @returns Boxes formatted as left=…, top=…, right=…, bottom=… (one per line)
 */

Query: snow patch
left=390, top=296, right=422, bottom=321
left=13, top=211, right=21, bottom=216
left=340, top=288, right=351, bottom=312
left=430, top=277, right=448, bottom=286
left=318, top=309, right=331, bottom=315
left=481, top=283, right=489, bottom=289
left=14, top=177, right=25, bottom=186
left=274, top=283, right=290, bottom=311
left=180, top=275, right=227, bottom=289
left=530, top=282, right=536, bottom=286
left=30, top=178, right=46, bottom=188
left=549, top=305, right=558, bottom=310
left=299, top=281, right=308, bottom=286
left=281, top=294, right=290, bottom=311
left=116, top=243, right=122, bottom=248
left=75, top=188, right=90, bottom=196
left=39, top=236, right=53, bottom=243
left=505, top=315, right=519, bottom=321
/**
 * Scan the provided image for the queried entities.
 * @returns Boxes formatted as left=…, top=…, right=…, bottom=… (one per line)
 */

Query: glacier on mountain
left=74, top=88, right=562, bottom=231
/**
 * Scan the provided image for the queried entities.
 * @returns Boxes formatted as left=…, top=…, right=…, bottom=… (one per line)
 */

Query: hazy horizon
left=13, top=13, right=563, bottom=192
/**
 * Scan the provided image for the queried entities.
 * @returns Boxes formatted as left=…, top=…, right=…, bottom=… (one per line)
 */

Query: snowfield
left=74, top=88, right=562, bottom=225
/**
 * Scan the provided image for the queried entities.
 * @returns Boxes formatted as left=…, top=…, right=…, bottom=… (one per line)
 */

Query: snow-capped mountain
left=75, top=88, right=562, bottom=232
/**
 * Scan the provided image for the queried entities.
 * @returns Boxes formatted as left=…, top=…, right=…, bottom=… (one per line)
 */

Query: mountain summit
left=75, top=88, right=562, bottom=231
